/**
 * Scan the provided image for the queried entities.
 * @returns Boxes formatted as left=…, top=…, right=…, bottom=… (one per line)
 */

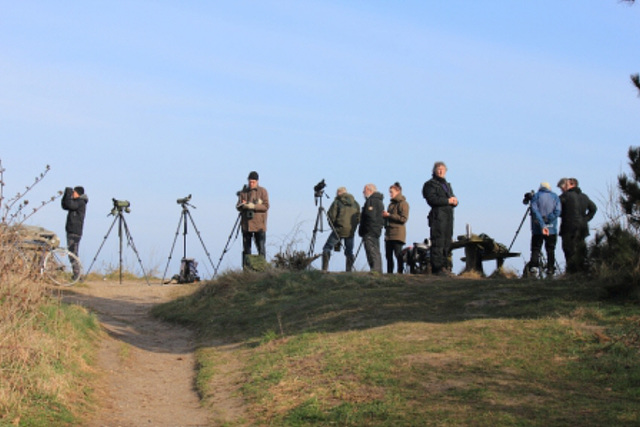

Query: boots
left=346, top=255, right=355, bottom=272
left=322, top=252, right=330, bottom=272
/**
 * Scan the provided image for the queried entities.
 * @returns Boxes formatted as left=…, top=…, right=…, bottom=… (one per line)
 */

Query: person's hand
left=245, top=202, right=256, bottom=210
left=542, top=227, right=549, bottom=236
left=382, top=211, right=389, bottom=218
left=449, top=196, right=458, bottom=206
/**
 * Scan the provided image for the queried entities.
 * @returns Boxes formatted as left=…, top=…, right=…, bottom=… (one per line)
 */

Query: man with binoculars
left=236, top=171, right=270, bottom=261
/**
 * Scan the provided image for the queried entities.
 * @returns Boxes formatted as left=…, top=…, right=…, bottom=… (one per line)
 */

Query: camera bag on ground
left=172, top=257, right=200, bottom=284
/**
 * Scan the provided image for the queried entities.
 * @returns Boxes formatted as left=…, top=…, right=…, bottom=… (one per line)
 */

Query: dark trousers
left=67, top=233, right=82, bottom=277
left=385, top=240, right=404, bottom=274
left=530, top=234, right=557, bottom=272
left=243, top=231, right=266, bottom=258
left=562, top=232, right=587, bottom=274
left=430, top=218, right=453, bottom=273
left=362, top=234, right=382, bottom=273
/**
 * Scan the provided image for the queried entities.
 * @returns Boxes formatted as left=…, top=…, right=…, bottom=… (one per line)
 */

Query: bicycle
left=2, top=239, right=83, bottom=286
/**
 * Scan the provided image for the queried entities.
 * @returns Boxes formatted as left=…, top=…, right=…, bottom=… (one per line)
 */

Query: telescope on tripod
left=85, top=198, right=150, bottom=285
left=307, top=179, right=339, bottom=259
left=161, top=194, right=216, bottom=284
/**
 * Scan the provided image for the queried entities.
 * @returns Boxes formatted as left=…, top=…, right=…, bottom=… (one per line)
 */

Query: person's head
left=73, top=186, right=85, bottom=198
left=569, top=177, right=579, bottom=188
left=432, top=161, right=447, bottom=179
left=336, top=187, right=347, bottom=197
left=539, top=182, right=551, bottom=192
left=389, top=182, right=402, bottom=199
left=363, top=183, right=376, bottom=198
left=247, top=171, right=259, bottom=189
left=557, top=178, right=568, bottom=192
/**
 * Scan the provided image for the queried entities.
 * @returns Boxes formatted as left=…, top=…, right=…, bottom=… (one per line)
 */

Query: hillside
left=152, top=271, right=640, bottom=426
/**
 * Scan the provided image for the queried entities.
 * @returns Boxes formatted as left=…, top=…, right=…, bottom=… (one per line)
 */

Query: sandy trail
left=62, top=280, right=211, bottom=427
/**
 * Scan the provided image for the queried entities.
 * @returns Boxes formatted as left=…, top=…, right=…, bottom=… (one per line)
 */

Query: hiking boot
left=322, top=253, right=330, bottom=272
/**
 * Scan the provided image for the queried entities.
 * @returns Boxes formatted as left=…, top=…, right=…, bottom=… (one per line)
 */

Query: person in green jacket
left=322, top=187, right=360, bottom=272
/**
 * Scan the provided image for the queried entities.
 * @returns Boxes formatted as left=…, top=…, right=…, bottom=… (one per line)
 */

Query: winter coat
left=559, top=187, right=597, bottom=238
left=359, top=192, right=384, bottom=238
left=422, top=176, right=456, bottom=230
left=384, top=193, right=409, bottom=243
left=61, top=187, right=88, bottom=236
left=237, top=186, right=269, bottom=233
left=327, top=192, right=360, bottom=238
left=530, top=188, right=561, bottom=235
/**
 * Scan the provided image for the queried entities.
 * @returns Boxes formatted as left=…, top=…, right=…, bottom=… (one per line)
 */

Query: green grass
left=0, top=299, right=101, bottom=426
left=152, top=270, right=640, bottom=426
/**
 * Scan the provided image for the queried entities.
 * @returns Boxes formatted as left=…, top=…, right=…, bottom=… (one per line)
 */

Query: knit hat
left=539, top=182, right=551, bottom=191
left=248, top=171, right=259, bottom=180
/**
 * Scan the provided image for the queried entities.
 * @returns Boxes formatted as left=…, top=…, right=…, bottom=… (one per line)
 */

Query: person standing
left=423, top=161, right=458, bottom=276
left=528, top=182, right=562, bottom=276
left=558, top=177, right=597, bottom=273
left=322, top=187, right=360, bottom=272
left=61, top=186, right=88, bottom=279
left=236, top=171, right=269, bottom=262
left=382, top=182, right=409, bottom=274
left=359, top=183, right=384, bottom=273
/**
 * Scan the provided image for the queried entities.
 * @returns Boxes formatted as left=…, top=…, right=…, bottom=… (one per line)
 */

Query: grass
left=1, top=234, right=102, bottom=426
left=151, top=270, right=640, bottom=426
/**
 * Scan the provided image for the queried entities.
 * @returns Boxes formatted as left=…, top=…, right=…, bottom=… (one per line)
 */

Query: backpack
left=174, top=258, right=200, bottom=284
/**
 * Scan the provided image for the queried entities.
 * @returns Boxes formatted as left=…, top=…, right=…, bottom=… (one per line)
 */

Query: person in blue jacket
left=528, top=182, right=561, bottom=275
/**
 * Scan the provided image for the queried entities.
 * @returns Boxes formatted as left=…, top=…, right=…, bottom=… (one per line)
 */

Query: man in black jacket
left=61, top=186, right=88, bottom=279
left=423, top=162, right=458, bottom=276
left=558, top=177, right=597, bottom=273
left=359, top=183, right=384, bottom=273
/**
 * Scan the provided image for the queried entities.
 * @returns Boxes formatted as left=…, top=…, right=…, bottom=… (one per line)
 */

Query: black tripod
left=85, top=199, right=150, bottom=285
left=161, top=195, right=216, bottom=284
left=214, top=212, right=242, bottom=276
left=307, top=180, right=339, bottom=258
left=508, top=205, right=531, bottom=252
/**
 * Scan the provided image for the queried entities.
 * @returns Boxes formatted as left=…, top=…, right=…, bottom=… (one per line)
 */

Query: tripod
left=214, top=212, right=242, bottom=276
left=307, top=188, right=339, bottom=258
left=508, top=205, right=530, bottom=252
left=85, top=200, right=150, bottom=285
left=161, top=195, right=216, bottom=284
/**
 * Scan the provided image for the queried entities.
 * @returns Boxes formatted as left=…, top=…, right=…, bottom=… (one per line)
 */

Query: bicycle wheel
left=0, top=245, right=31, bottom=283
left=43, top=248, right=83, bottom=286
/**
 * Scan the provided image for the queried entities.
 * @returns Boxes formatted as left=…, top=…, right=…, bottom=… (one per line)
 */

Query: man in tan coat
left=237, top=171, right=269, bottom=261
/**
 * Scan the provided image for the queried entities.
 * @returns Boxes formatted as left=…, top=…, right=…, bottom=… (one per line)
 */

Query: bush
left=588, top=223, right=640, bottom=299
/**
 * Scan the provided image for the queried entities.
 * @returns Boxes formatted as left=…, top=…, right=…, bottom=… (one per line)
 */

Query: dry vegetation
left=0, top=160, right=100, bottom=425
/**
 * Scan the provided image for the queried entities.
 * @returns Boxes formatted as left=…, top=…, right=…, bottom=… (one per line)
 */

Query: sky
left=1, top=1, right=639, bottom=278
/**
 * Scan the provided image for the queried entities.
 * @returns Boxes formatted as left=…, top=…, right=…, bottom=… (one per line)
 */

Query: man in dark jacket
left=423, top=161, right=458, bottom=276
left=322, top=187, right=360, bottom=272
left=558, top=177, right=597, bottom=273
left=61, top=186, right=88, bottom=279
left=359, top=183, right=384, bottom=273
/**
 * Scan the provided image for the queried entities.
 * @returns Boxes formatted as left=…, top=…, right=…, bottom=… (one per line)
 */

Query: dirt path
left=61, top=280, right=213, bottom=427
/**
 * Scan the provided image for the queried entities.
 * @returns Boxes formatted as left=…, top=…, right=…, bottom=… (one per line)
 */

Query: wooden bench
left=451, top=235, right=520, bottom=275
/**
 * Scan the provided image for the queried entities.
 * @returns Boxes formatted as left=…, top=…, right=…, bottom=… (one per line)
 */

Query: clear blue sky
left=2, top=1, right=639, bottom=277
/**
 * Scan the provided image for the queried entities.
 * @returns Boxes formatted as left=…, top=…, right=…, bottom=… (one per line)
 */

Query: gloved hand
left=244, top=202, right=255, bottom=210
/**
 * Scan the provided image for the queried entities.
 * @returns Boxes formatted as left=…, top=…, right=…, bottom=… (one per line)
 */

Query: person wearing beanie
left=527, top=181, right=561, bottom=277
left=236, top=171, right=269, bottom=263
left=61, top=185, right=88, bottom=279
left=321, top=186, right=360, bottom=272
left=422, top=161, right=458, bottom=276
